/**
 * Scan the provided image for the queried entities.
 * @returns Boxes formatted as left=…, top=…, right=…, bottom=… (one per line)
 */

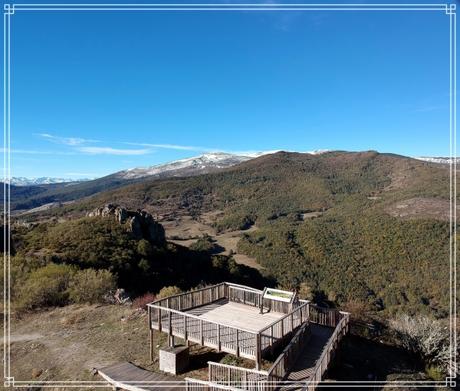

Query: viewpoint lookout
left=146, top=282, right=350, bottom=390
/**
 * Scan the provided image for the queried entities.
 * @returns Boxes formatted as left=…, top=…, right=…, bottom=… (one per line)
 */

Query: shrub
left=298, top=282, right=314, bottom=301
left=137, top=239, right=153, bottom=258
left=190, top=234, right=216, bottom=253
left=157, top=286, right=182, bottom=299
left=389, top=314, right=450, bottom=374
left=67, top=269, right=116, bottom=304
left=425, top=365, right=445, bottom=381
left=16, top=263, right=76, bottom=310
left=132, top=292, right=156, bottom=310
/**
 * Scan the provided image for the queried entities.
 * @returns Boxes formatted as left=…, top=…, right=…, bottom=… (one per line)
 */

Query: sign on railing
left=263, top=288, right=295, bottom=303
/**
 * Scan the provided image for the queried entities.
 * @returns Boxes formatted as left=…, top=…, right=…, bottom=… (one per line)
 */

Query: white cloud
left=0, top=148, right=76, bottom=155
left=124, top=142, right=212, bottom=152
left=36, top=133, right=99, bottom=146
left=77, top=146, right=153, bottom=156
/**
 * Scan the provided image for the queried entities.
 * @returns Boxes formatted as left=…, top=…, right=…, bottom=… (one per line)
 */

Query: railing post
left=236, top=329, right=240, bottom=357
left=255, top=333, right=262, bottom=370
left=148, top=306, right=154, bottom=361
left=200, top=319, right=204, bottom=345
left=217, top=324, right=221, bottom=351
left=184, top=314, right=188, bottom=341
left=168, top=311, right=173, bottom=347
left=158, top=308, right=162, bottom=332
left=270, top=327, right=274, bottom=356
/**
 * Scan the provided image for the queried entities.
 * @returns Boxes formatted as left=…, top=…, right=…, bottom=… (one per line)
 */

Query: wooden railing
left=148, top=283, right=304, bottom=364
left=181, top=301, right=350, bottom=391
left=259, top=302, right=309, bottom=353
left=151, top=283, right=228, bottom=312
left=307, top=303, right=342, bottom=327
left=302, top=312, right=350, bottom=391
left=208, top=362, right=269, bottom=391
left=203, top=321, right=312, bottom=391
left=227, top=284, right=295, bottom=315
left=228, top=285, right=262, bottom=308
left=185, top=377, right=244, bottom=391
left=266, top=320, right=311, bottom=384
left=150, top=303, right=259, bottom=359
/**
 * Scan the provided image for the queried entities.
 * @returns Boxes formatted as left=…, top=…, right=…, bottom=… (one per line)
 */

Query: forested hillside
left=12, top=151, right=453, bottom=318
left=6, top=210, right=267, bottom=311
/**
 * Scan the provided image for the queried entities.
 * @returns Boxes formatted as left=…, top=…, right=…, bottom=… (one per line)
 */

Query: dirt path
left=0, top=332, right=43, bottom=343
left=3, top=304, right=164, bottom=384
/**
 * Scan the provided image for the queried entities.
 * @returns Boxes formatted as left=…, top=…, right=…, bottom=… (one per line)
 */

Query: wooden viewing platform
left=98, top=283, right=348, bottom=391
left=147, top=283, right=315, bottom=369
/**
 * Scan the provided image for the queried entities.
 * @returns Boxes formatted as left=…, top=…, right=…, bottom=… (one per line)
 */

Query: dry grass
left=385, top=197, right=453, bottom=221
left=3, top=304, right=166, bottom=386
left=161, top=213, right=263, bottom=270
left=3, top=304, right=248, bottom=389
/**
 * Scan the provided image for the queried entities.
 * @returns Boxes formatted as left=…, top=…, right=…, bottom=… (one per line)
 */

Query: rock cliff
left=88, top=204, right=165, bottom=245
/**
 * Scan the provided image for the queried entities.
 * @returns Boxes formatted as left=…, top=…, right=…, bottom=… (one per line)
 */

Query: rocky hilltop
left=87, top=204, right=165, bottom=245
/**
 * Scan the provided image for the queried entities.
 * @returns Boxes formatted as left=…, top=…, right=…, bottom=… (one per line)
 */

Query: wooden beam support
left=255, top=333, right=261, bottom=370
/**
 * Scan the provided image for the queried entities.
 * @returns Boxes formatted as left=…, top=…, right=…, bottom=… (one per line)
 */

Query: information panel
left=262, top=288, right=294, bottom=303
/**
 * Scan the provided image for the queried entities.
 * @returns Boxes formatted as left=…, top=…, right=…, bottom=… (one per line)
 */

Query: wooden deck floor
left=98, top=362, right=183, bottom=391
left=280, top=324, right=334, bottom=390
left=154, top=299, right=287, bottom=359
left=189, top=300, right=284, bottom=332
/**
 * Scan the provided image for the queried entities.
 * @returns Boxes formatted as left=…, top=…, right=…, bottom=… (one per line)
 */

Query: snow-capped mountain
left=414, top=156, right=460, bottom=165
left=116, top=150, right=333, bottom=180
left=7, top=177, right=87, bottom=186
left=117, top=152, right=255, bottom=180
left=7, top=151, right=331, bottom=186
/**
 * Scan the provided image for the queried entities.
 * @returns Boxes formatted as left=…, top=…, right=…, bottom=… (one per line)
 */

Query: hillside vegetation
left=6, top=214, right=268, bottom=311
left=12, top=151, right=453, bottom=318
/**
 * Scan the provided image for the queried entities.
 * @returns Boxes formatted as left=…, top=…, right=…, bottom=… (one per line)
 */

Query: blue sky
left=3, top=1, right=453, bottom=178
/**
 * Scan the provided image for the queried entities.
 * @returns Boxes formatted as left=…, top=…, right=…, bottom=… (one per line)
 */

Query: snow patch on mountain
left=414, top=156, right=460, bottom=165
left=10, top=150, right=333, bottom=185
left=7, top=177, right=89, bottom=186
left=118, top=152, right=254, bottom=179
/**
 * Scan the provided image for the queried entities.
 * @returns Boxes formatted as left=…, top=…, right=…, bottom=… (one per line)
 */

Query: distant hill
left=7, top=177, right=90, bottom=186
left=5, top=151, right=330, bottom=212
left=4, top=152, right=262, bottom=212
left=5, top=150, right=453, bottom=214
left=28, top=150, right=449, bottom=318
left=57, top=150, right=450, bottom=222
left=116, top=152, right=255, bottom=179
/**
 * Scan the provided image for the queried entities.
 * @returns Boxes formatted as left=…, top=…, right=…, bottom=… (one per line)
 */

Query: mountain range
left=4, top=151, right=328, bottom=211
left=7, top=177, right=90, bottom=186
left=9, top=150, right=451, bottom=318
left=6, top=151, right=454, bottom=188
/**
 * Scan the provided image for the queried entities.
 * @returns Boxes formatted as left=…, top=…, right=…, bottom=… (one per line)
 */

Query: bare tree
left=389, top=314, right=451, bottom=375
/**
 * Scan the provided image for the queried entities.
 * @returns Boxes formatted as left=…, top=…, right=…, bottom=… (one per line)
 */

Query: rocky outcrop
left=88, top=204, right=165, bottom=245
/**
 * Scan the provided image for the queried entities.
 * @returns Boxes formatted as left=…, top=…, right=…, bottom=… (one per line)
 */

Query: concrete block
left=159, top=345, right=189, bottom=375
